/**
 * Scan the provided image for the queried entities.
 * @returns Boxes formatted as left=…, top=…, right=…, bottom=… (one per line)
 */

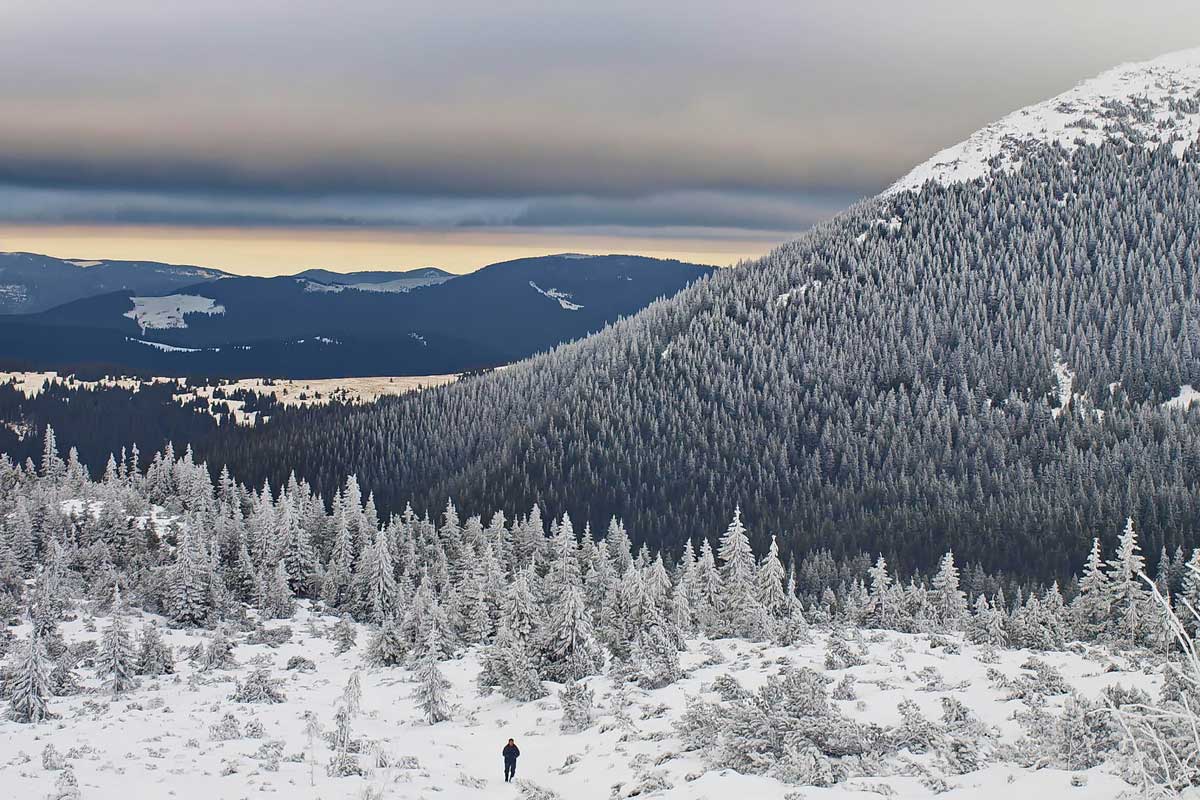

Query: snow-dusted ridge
left=889, top=47, right=1200, bottom=194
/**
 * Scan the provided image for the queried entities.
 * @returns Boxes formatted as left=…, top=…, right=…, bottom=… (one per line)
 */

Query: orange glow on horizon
left=0, top=224, right=789, bottom=275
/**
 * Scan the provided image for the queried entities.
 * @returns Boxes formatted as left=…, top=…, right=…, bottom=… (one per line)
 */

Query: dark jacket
left=503, top=743, right=520, bottom=762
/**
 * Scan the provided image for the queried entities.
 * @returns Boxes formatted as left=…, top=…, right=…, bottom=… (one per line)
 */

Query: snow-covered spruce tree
left=97, top=587, right=137, bottom=697
left=326, top=705, right=363, bottom=777
left=1181, top=549, right=1200, bottom=637
left=1105, top=518, right=1153, bottom=645
left=412, top=626, right=452, bottom=724
left=355, top=526, right=398, bottom=625
left=479, top=571, right=546, bottom=700
left=716, top=507, right=768, bottom=638
left=366, top=616, right=407, bottom=667
left=331, top=615, right=357, bottom=655
left=258, top=560, right=296, bottom=620
left=558, top=679, right=595, bottom=733
left=136, top=623, right=175, bottom=681
left=320, top=512, right=355, bottom=611
left=478, top=619, right=546, bottom=701
left=865, top=555, right=901, bottom=630
left=755, top=535, right=789, bottom=618
left=629, top=610, right=683, bottom=689
left=167, top=525, right=212, bottom=627
left=7, top=614, right=54, bottom=723
left=1071, top=537, right=1110, bottom=640
left=302, top=711, right=322, bottom=787
left=930, top=551, right=968, bottom=629
left=342, top=671, right=363, bottom=718
left=537, top=579, right=603, bottom=683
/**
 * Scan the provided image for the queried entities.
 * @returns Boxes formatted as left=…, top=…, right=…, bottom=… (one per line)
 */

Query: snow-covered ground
left=0, top=604, right=1158, bottom=800
left=890, top=47, right=1200, bottom=194
left=123, top=295, right=225, bottom=332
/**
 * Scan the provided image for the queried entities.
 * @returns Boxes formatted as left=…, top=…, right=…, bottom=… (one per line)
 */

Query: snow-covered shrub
left=1105, top=572, right=1200, bottom=794
left=285, top=655, right=316, bottom=672
left=682, top=666, right=885, bottom=783
left=209, top=713, right=242, bottom=741
left=1035, top=693, right=1118, bottom=771
left=199, top=628, right=237, bottom=671
left=326, top=747, right=364, bottom=777
left=618, top=771, right=674, bottom=797
left=244, top=718, right=266, bottom=738
left=42, top=743, right=66, bottom=771
left=708, top=673, right=748, bottom=701
left=769, top=742, right=836, bottom=787
left=47, top=767, right=81, bottom=800
left=252, top=740, right=284, bottom=771
left=515, top=780, right=563, bottom=800
left=936, top=734, right=983, bottom=775
left=824, top=633, right=865, bottom=670
left=892, top=699, right=940, bottom=755
left=558, top=679, right=595, bottom=733
left=831, top=674, right=857, bottom=700
left=230, top=667, right=286, bottom=703
left=248, top=625, right=292, bottom=648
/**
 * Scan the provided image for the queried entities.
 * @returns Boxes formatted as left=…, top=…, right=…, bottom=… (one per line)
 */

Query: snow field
left=123, top=295, right=225, bottom=332
left=0, top=604, right=1158, bottom=800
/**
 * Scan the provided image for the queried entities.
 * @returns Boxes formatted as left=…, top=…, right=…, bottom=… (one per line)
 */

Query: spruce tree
left=8, top=614, right=53, bottom=723
left=136, top=621, right=175, bottom=676
left=1105, top=518, right=1152, bottom=644
left=97, top=587, right=137, bottom=697
left=930, top=551, right=968, bottom=628
left=412, top=627, right=452, bottom=724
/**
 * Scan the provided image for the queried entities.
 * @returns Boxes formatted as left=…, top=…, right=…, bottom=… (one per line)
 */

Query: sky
left=2, top=1, right=1199, bottom=275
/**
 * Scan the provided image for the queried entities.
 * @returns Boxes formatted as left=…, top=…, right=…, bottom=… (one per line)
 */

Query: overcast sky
left=2, top=1, right=1198, bottom=273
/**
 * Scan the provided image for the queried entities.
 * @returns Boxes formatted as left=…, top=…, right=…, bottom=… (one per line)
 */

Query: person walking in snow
left=502, top=738, right=520, bottom=782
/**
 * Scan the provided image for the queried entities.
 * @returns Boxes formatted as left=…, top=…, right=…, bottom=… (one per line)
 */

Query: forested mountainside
left=201, top=124, right=1200, bottom=582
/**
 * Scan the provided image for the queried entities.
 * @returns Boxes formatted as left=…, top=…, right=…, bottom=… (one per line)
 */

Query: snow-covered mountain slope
left=890, top=47, right=1200, bottom=193
left=0, top=604, right=1153, bottom=800
left=0, top=252, right=228, bottom=315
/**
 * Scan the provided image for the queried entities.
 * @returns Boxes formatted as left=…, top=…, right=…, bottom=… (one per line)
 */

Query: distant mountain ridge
left=0, top=251, right=229, bottom=314
left=0, top=253, right=715, bottom=377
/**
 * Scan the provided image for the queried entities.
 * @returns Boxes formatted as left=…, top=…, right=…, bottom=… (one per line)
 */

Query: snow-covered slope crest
left=889, top=47, right=1200, bottom=194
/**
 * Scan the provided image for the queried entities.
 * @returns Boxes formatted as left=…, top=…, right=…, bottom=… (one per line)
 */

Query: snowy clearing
left=890, top=47, right=1200, bottom=193
left=529, top=282, right=583, bottom=311
left=0, top=371, right=460, bottom=427
left=123, top=295, right=225, bottom=332
left=0, top=605, right=1157, bottom=800
left=1164, top=384, right=1200, bottom=411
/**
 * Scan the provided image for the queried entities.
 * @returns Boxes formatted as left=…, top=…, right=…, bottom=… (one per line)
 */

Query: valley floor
left=0, top=603, right=1157, bottom=800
